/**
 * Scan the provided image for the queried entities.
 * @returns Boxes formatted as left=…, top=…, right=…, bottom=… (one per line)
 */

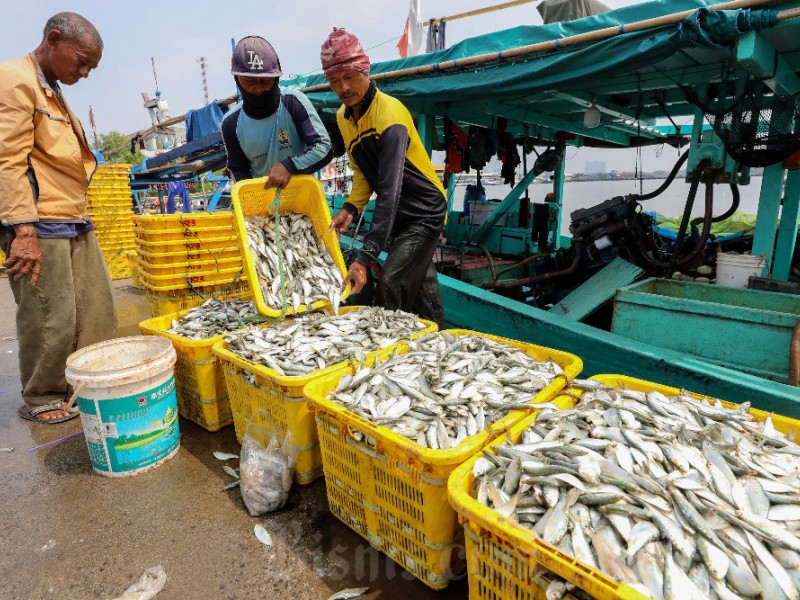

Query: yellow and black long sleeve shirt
left=338, top=83, right=446, bottom=267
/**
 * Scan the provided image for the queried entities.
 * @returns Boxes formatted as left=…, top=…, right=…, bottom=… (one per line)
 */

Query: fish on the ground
left=213, top=451, right=239, bottom=461
left=327, top=331, right=565, bottom=449
left=246, top=213, right=343, bottom=314
left=327, top=588, right=369, bottom=600
left=473, top=382, right=800, bottom=600
left=254, top=524, right=273, bottom=547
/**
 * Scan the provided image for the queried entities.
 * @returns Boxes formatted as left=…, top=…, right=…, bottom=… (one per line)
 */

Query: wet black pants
left=376, top=231, right=445, bottom=330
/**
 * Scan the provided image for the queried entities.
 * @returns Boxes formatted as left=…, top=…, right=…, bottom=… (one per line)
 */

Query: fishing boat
left=296, top=0, right=800, bottom=416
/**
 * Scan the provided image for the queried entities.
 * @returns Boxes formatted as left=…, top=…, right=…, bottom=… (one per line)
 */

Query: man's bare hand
left=328, top=209, right=354, bottom=235
left=344, top=262, right=367, bottom=294
left=5, top=224, right=42, bottom=285
left=264, top=163, right=292, bottom=189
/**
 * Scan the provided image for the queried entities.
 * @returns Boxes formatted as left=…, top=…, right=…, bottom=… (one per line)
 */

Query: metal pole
left=199, top=56, right=209, bottom=105
left=423, top=0, right=539, bottom=26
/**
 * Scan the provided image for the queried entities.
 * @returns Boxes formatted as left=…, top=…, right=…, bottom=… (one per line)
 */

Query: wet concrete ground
left=0, top=279, right=468, bottom=599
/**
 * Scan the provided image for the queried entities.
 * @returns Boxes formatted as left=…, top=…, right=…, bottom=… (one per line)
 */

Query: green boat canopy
left=301, top=0, right=793, bottom=148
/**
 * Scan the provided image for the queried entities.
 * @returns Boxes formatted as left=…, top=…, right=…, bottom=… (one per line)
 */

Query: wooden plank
left=550, top=257, right=643, bottom=321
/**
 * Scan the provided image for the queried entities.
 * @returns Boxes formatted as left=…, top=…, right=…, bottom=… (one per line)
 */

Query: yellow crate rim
left=230, top=175, right=351, bottom=318
left=140, top=273, right=247, bottom=293
left=447, top=373, right=800, bottom=600
left=136, top=255, right=243, bottom=273
left=211, top=306, right=437, bottom=388
left=303, top=328, right=582, bottom=471
left=139, top=308, right=261, bottom=349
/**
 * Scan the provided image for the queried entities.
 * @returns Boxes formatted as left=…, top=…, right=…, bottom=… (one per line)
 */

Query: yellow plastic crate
left=136, top=246, right=242, bottom=266
left=138, top=310, right=251, bottom=431
left=136, top=255, right=242, bottom=277
left=127, top=251, right=143, bottom=289
left=231, top=175, right=350, bottom=318
left=133, top=212, right=234, bottom=231
left=105, top=251, right=131, bottom=280
left=144, top=280, right=252, bottom=317
left=447, top=373, right=800, bottom=600
left=212, top=308, right=439, bottom=485
left=303, top=329, right=582, bottom=589
left=139, top=265, right=246, bottom=291
left=133, top=224, right=238, bottom=244
left=135, top=234, right=240, bottom=254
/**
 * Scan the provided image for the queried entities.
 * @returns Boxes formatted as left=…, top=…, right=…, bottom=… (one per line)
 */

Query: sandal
left=18, top=401, right=80, bottom=424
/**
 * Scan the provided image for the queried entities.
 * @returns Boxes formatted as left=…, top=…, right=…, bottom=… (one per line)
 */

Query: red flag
left=397, top=0, right=422, bottom=58
left=397, top=17, right=411, bottom=58
left=88, top=105, right=96, bottom=130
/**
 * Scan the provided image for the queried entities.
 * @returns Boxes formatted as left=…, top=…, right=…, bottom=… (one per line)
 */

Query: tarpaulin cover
left=185, top=102, right=226, bottom=142
left=537, top=0, right=611, bottom=24
left=302, top=1, right=778, bottom=110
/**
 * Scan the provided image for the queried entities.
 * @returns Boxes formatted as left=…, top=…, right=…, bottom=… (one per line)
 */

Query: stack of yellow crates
left=88, top=164, right=136, bottom=279
left=133, top=212, right=250, bottom=317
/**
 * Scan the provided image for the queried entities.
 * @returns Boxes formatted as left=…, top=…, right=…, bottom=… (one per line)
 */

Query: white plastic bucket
left=716, top=252, right=766, bottom=288
left=65, top=336, right=179, bottom=477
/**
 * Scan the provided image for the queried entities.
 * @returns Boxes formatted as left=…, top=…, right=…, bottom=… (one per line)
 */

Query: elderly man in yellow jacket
left=0, top=12, right=117, bottom=424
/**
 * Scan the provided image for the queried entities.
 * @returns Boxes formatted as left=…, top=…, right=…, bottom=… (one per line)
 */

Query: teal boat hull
left=438, top=274, right=800, bottom=418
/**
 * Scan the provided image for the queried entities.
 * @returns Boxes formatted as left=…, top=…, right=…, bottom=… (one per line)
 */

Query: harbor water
left=453, top=176, right=764, bottom=236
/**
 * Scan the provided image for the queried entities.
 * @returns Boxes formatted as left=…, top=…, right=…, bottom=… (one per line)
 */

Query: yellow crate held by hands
left=231, top=175, right=350, bottom=318
left=447, top=373, right=800, bottom=600
left=212, top=307, right=438, bottom=485
left=302, top=329, right=583, bottom=590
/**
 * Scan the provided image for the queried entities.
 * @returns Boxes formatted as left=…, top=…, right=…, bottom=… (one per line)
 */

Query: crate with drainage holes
left=303, top=329, right=582, bottom=590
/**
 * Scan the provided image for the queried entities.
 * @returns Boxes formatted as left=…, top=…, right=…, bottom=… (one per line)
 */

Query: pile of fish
left=224, top=306, right=428, bottom=376
left=245, top=213, right=343, bottom=314
left=327, top=332, right=565, bottom=450
left=472, top=380, right=800, bottom=600
left=166, top=299, right=264, bottom=339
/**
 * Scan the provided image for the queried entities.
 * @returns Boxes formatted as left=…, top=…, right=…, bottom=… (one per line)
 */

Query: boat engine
left=568, top=195, right=654, bottom=271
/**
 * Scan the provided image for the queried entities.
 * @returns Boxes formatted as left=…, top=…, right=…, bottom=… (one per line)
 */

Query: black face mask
left=237, top=78, right=281, bottom=119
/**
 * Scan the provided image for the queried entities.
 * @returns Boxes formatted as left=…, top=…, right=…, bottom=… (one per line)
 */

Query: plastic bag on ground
left=240, top=411, right=299, bottom=516
left=110, top=565, right=166, bottom=600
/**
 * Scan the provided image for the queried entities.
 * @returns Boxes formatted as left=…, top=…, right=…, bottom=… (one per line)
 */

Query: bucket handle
left=66, top=382, right=86, bottom=411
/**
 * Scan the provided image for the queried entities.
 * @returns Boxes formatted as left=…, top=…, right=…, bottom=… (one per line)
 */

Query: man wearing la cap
left=321, top=28, right=446, bottom=329
left=221, top=36, right=332, bottom=188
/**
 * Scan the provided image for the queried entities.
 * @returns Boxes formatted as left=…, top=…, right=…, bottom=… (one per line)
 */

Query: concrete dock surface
left=0, top=279, right=468, bottom=599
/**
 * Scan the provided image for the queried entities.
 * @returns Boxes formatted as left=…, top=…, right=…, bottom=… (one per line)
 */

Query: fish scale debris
left=167, top=299, right=263, bottom=339
left=474, top=382, right=800, bottom=600
left=327, top=332, right=564, bottom=449
left=246, top=213, right=343, bottom=314
left=224, top=306, right=428, bottom=377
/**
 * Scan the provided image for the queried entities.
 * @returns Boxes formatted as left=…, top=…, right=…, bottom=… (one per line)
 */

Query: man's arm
left=0, top=73, right=42, bottom=285
left=0, top=74, right=37, bottom=225
left=220, top=110, right=251, bottom=183
left=281, top=91, right=333, bottom=175
left=355, top=124, right=409, bottom=267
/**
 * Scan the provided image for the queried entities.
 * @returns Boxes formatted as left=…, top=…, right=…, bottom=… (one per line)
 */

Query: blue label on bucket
left=77, top=377, right=180, bottom=474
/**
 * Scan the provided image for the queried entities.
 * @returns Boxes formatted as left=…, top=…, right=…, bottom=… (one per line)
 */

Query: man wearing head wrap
left=222, top=36, right=332, bottom=188
left=321, top=28, right=445, bottom=329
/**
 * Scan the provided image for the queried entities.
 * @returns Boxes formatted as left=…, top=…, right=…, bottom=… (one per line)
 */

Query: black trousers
left=376, top=230, right=445, bottom=330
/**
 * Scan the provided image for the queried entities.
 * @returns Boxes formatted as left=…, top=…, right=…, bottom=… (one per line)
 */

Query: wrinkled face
left=237, top=76, right=277, bottom=95
left=48, top=32, right=102, bottom=85
left=327, top=71, right=370, bottom=108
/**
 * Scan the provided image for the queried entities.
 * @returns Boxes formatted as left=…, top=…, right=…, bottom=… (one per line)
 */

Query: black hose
left=630, top=150, right=689, bottom=201
left=707, top=182, right=740, bottom=224
left=637, top=161, right=715, bottom=270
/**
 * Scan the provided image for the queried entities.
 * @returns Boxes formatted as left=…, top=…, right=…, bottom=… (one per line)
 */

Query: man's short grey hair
left=43, top=12, right=103, bottom=50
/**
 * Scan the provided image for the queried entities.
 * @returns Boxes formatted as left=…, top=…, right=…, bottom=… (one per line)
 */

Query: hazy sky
left=3, top=0, right=685, bottom=173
